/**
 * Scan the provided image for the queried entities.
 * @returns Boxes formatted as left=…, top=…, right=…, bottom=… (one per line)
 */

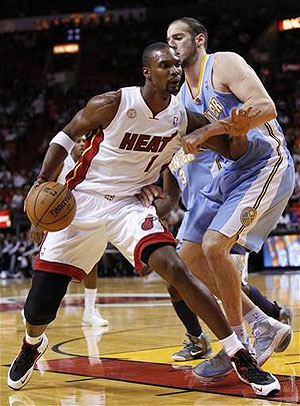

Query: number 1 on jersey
left=144, top=155, right=159, bottom=172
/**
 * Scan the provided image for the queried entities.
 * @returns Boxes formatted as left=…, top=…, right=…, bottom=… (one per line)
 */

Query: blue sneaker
left=192, top=348, right=232, bottom=382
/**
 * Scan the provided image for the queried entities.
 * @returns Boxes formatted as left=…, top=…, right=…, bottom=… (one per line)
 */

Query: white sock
left=220, top=332, right=244, bottom=357
left=25, top=331, right=43, bottom=345
left=244, top=306, right=268, bottom=329
left=84, top=288, right=97, bottom=314
left=231, top=323, right=249, bottom=346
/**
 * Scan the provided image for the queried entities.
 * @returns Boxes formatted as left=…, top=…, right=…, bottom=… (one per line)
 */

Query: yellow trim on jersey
left=66, top=134, right=96, bottom=187
left=216, top=157, right=222, bottom=171
left=185, top=54, right=209, bottom=102
left=237, top=122, right=283, bottom=235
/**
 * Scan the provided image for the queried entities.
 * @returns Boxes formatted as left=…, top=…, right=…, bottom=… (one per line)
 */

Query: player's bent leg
left=179, top=241, right=219, bottom=296
left=147, top=245, right=280, bottom=396
left=168, top=243, right=215, bottom=361
left=202, top=230, right=243, bottom=327
left=167, top=284, right=212, bottom=361
left=8, top=271, right=71, bottom=390
left=148, top=245, right=232, bottom=340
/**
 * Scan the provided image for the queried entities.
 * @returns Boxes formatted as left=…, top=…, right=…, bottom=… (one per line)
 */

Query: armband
left=50, top=131, right=75, bottom=153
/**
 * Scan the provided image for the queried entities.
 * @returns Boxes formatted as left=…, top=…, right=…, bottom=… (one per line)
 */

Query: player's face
left=167, top=22, right=198, bottom=67
left=73, top=136, right=86, bottom=158
left=149, top=48, right=182, bottom=94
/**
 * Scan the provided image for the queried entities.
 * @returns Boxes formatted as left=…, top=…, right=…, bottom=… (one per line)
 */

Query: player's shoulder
left=87, top=90, right=122, bottom=111
left=215, top=51, right=246, bottom=65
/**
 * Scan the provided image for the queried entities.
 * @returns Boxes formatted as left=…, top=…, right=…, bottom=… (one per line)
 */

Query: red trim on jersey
left=34, top=257, right=86, bottom=281
left=66, top=129, right=104, bottom=190
left=134, top=230, right=176, bottom=274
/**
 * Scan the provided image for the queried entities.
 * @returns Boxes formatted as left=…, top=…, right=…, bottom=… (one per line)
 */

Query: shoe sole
left=192, top=366, right=232, bottom=382
left=81, top=320, right=109, bottom=327
left=7, top=338, right=48, bottom=390
left=257, top=325, right=292, bottom=366
left=274, top=329, right=292, bottom=353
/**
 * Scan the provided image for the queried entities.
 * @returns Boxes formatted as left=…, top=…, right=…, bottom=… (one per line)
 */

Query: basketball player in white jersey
left=166, top=18, right=294, bottom=381
left=29, top=136, right=108, bottom=327
left=8, top=43, right=280, bottom=397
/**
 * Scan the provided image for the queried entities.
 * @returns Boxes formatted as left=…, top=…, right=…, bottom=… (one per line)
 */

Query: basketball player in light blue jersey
left=166, top=17, right=295, bottom=381
left=146, top=147, right=292, bottom=365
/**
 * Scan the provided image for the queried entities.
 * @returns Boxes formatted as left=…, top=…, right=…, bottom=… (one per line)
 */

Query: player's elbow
left=265, top=99, right=277, bottom=121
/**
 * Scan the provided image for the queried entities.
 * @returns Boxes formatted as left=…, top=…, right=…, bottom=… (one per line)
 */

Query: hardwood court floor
left=1, top=272, right=299, bottom=406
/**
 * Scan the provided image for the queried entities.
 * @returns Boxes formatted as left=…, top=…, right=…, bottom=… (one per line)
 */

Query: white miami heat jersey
left=56, top=154, right=76, bottom=184
left=66, top=86, right=188, bottom=196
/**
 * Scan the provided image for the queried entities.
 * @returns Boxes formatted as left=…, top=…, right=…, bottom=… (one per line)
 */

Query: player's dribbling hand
left=24, top=176, right=48, bottom=212
left=29, top=224, right=44, bottom=244
left=137, top=184, right=164, bottom=207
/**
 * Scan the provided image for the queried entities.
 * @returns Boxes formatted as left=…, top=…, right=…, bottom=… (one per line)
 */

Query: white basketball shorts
left=34, top=191, right=175, bottom=280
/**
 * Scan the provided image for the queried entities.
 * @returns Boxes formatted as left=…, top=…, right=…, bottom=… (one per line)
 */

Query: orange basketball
left=25, top=181, right=76, bottom=232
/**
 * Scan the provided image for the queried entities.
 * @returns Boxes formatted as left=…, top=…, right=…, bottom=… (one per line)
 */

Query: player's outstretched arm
left=183, top=108, right=251, bottom=159
left=185, top=110, right=231, bottom=158
left=36, top=91, right=121, bottom=185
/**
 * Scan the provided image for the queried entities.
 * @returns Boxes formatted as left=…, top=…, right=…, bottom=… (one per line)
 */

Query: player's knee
left=24, top=296, right=58, bottom=325
left=202, top=233, right=225, bottom=260
left=23, top=271, right=70, bottom=325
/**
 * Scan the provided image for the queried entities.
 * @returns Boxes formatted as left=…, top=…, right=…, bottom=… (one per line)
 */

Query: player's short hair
left=170, top=17, right=208, bottom=49
left=142, top=42, right=170, bottom=67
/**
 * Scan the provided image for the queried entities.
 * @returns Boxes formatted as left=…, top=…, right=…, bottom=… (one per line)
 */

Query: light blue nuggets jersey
left=180, top=53, right=291, bottom=167
left=169, top=149, right=222, bottom=210
left=178, top=53, right=294, bottom=252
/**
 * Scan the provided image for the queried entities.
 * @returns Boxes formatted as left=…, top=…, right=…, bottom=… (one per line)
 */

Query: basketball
left=25, top=181, right=76, bottom=232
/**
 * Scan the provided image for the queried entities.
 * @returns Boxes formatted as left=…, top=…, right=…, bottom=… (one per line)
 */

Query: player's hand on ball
left=24, top=176, right=49, bottom=212
left=25, top=181, right=76, bottom=232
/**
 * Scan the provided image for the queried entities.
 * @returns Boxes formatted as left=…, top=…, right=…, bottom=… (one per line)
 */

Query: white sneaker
left=253, top=318, right=292, bottom=366
left=82, top=309, right=109, bottom=327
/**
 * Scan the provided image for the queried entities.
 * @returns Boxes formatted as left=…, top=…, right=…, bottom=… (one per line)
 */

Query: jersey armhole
left=102, top=89, right=123, bottom=132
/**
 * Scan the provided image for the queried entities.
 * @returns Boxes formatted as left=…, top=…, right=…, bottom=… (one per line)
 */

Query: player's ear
left=142, top=67, right=151, bottom=80
left=195, top=33, right=206, bottom=48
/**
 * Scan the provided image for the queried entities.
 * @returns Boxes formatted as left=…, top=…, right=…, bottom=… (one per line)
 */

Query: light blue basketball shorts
left=178, top=152, right=295, bottom=254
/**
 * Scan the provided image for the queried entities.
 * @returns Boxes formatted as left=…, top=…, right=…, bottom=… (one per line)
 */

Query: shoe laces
left=233, top=349, right=270, bottom=381
left=181, top=335, right=203, bottom=352
left=181, top=339, right=195, bottom=351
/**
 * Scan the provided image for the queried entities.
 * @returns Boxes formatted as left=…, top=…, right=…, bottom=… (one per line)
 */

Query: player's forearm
left=228, top=136, right=249, bottom=160
left=155, top=195, right=179, bottom=219
left=38, top=144, right=68, bottom=181
left=241, top=98, right=277, bottom=128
